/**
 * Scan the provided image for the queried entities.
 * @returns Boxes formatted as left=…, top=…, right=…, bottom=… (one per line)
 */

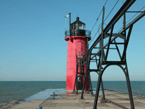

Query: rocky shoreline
left=0, top=100, right=19, bottom=109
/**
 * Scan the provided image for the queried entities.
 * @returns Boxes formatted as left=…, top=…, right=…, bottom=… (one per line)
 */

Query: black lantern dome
left=65, top=14, right=91, bottom=38
left=70, top=17, right=86, bottom=36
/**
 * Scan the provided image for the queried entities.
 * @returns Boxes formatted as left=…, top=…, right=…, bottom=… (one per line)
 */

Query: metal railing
left=65, top=30, right=91, bottom=38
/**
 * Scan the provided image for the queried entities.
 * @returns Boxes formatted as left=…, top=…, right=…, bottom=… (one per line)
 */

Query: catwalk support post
left=124, top=63, right=134, bottom=109
left=93, top=6, right=105, bottom=109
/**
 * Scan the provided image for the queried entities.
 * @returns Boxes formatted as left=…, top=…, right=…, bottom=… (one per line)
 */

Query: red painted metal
left=65, top=36, right=91, bottom=90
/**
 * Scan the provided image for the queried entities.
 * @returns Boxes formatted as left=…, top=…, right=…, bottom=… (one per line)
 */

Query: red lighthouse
left=65, top=13, right=91, bottom=90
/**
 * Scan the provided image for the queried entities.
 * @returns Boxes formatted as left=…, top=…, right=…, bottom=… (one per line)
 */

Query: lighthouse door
left=77, top=76, right=82, bottom=90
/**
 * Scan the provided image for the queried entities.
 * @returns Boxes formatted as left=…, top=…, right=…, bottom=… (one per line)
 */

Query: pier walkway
left=2, top=90, right=145, bottom=109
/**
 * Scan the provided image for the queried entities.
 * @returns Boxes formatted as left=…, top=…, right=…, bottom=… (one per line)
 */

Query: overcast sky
left=0, top=0, right=145, bottom=81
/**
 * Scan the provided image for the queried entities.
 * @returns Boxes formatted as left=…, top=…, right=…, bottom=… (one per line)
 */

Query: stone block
left=78, top=99, right=86, bottom=103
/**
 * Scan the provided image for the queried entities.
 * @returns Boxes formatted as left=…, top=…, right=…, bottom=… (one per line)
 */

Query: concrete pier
left=1, top=90, right=145, bottom=109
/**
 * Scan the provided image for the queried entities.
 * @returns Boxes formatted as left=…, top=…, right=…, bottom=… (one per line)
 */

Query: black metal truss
left=80, top=0, right=136, bottom=62
left=75, top=0, right=145, bottom=109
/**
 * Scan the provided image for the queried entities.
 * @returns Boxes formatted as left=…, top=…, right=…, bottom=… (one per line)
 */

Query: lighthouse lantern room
left=65, top=13, right=91, bottom=90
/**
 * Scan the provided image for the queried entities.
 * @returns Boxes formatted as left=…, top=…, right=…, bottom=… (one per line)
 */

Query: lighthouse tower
left=65, top=13, right=91, bottom=90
